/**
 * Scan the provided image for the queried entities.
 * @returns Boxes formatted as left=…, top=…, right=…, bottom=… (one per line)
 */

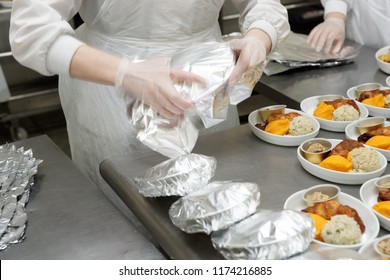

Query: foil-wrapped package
left=169, top=181, right=260, bottom=234
left=0, top=144, right=42, bottom=250
left=211, top=209, right=315, bottom=260
left=265, top=32, right=360, bottom=76
left=131, top=42, right=236, bottom=158
left=134, top=153, right=216, bottom=197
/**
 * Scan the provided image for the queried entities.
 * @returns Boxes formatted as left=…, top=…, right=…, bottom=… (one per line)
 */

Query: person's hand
left=115, top=57, right=205, bottom=119
left=307, top=17, right=346, bottom=54
left=228, top=37, right=267, bottom=86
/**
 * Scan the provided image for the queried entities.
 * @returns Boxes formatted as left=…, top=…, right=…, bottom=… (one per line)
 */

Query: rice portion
left=321, top=214, right=361, bottom=245
left=349, top=147, right=381, bottom=173
left=333, top=105, right=359, bottom=121
left=288, top=116, right=315, bottom=136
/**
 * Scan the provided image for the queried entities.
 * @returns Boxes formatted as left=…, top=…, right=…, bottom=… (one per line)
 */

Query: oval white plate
left=248, top=108, right=320, bottom=147
left=360, top=177, right=390, bottom=231
left=358, top=234, right=390, bottom=259
left=387, top=76, right=390, bottom=87
left=300, top=95, right=369, bottom=132
left=297, top=139, right=387, bottom=185
left=345, top=119, right=390, bottom=161
left=346, top=85, right=390, bottom=118
left=284, top=190, right=380, bottom=250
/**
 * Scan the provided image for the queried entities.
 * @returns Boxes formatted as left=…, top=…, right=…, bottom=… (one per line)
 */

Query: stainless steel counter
left=256, top=45, right=389, bottom=110
left=100, top=127, right=390, bottom=260
left=0, top=135, right=165, bottom=260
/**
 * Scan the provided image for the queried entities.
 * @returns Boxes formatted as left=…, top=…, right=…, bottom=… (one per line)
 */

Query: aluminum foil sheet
left=211, top=209, right=315, bottom=260
left=134, top=153, right=216, bottom=197
left=169, top=181, right=260, bottom=234
left=0, top=144, right=42, bottom=250
left=131, top=42, right=236, bottom=158
left=265, top=32, right=360, bottom=76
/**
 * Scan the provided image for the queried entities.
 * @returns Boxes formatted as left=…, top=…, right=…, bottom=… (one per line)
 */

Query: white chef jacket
left=9, top=0, right=290, bottom=228
left=321, top=0, right=390, bottom=49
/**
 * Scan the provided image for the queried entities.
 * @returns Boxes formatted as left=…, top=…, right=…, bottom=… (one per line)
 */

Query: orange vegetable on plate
left=365, top=135, right=390, bottom=150
left=372, top=201, right=390, bottom=218
left=265, top=119, right=290, bottom=135
left=361, top=94, right=385, bottom=108
left=307, top=212, right=328, bottom=241
left=319, top=155, right=352, bottom=172
left=313, top=102, right=334, bottom=120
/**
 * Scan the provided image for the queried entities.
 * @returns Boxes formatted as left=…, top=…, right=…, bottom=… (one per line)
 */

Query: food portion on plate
left=248, top=107, right=320, bottom=147
left=300, top=95, right=369, bottom=132
left=347, top=83, right=390, bottom=118
left=376, top=45, right=390, bottom=75
left=372, top=175, right=390, bottom=220
left=284, top=188, right=380, bottom=249
left=255, top=111, right=316, bottom=136
left=373, top=235, right=390, bottom=260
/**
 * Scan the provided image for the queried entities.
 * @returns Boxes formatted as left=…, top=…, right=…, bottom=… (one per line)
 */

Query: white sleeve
left=320, top=0, right=353, bottom=17
left=231, top=0, right=290, bottom=52
left=9, top=0, right=84, bottom=76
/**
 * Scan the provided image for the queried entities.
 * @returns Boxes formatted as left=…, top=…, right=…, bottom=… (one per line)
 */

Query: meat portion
left=266, top=112, right=300, bottom=124
left=324, top=99, right=360, bottom=113
left=328, top=139, right=364, bottom=158
left=358, top=126, right=390, bottom=143
left=302, top=200, right=365, bottom=233
left=378, top=188, right=390, bottom=202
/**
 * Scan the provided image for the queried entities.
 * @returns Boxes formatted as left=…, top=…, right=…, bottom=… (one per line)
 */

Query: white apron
left=58, top=0, right=239, bottom=231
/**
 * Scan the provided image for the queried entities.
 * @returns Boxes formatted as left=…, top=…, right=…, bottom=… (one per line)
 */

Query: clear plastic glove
left=307, top=17, right=346, bottom=54
left=228, top=37, right=267, bottom=87
left=115, top=57, right=205, bottom=119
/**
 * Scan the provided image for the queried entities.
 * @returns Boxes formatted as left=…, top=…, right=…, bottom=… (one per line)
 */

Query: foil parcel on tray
left=169, top=181, right=260, bottom=234
left=211, top=209, right=315, bottom=260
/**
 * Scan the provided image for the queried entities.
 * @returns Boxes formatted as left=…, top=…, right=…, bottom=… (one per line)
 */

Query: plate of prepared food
left=359, top=234, right=390, bottom=259
left=345, top=118, right=390, bottom=161
left=360, top=175, right=390, bottom=231
left=300, top=95, right=369, bottom=132
left=284, top=189, right=380, bottom=250
left=297, top=138, right=387, bottom=185
left=346, top=83, right=390, bottom=118
left=248, top=107, right=320, bottom=146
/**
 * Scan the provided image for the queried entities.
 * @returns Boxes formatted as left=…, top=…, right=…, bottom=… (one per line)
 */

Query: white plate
left=387, top=76, right=390, bottom=87
left=345, top=119, right=390, bottom=161
left=300, top=95, right=369, bottom=132
left=360, top=177, right=390, bottom=231
left=297, top=139, right=387, bottom=185
left=0, top=1, right=12, bottom=8
left=248, top=108, right=320, bottom=147
left=284, top=190, right=380, bottom=250
left=358, top=235, right=390, bottom=259
left=347, top=85, right=390, bottom=118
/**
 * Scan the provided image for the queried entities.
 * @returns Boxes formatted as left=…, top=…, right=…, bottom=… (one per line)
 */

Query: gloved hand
left=115, top=57, right=205, bottom=119
left=307, top=17, right=346, bottom=54
left=228, top=37, right=267, bottom=86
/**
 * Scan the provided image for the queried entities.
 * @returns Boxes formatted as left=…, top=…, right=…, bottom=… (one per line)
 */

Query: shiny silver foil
left=169, top=181, right=260, bottom=234
left=265, top=32, right=360, bottom=76
left=211, top=209, right=315, bottom=260
left=0, top=144, right=42, bottom=250
left=131, top=42, right=236, bottom=158
left=134, top=153, right=216, bottom=197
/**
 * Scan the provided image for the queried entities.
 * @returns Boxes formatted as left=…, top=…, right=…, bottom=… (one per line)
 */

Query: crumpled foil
left=264, top=32, right=360, bottom=76
left=0, top=144, right=42, bottom=250
left=211, top=209, right=315, bottom=260
left=134, top=153, right=216, bottom=197
left=131, top=42, right=235, bottom=158
left=169, top=181, right=260, bottom=234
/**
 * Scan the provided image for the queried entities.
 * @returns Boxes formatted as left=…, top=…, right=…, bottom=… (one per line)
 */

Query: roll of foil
left=131, top=42, right=238, bottom=158
left=211, top=209, right=315, bottom=260
left=169, top=181, right=260, bottom=234
left=0, top=144, right=42, bottom=250
left=134, top=153, right=216, bottom=197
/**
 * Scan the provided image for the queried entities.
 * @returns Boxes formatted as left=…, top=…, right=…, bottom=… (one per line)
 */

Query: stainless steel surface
left=0, top=135, right=165, bottom=259
left=257, top=46, right=389, bottom=109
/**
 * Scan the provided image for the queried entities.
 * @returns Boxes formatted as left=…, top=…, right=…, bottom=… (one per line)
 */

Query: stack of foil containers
left=0, top=144, right=42, bottom=250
